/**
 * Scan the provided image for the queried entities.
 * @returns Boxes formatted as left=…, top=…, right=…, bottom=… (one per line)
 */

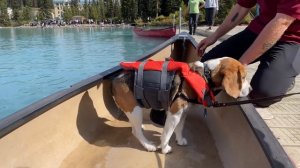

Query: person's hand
left=197, top=36, right=217, bottom=57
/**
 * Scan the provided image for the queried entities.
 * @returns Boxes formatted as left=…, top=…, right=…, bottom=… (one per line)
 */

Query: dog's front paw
left=176, top=137, right=188, bottom=146
left=143, top=143, right=157, bottom=152
left=161, top=144, right=172, bottom=154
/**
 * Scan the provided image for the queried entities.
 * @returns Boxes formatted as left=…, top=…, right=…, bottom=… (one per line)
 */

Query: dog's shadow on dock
left=76, top=91, right=160, bottom=151
left=75, top=91, right=223, bottom=168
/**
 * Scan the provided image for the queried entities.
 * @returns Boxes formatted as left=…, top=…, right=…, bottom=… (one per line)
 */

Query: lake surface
left=0, top=27, right=166, bottom=120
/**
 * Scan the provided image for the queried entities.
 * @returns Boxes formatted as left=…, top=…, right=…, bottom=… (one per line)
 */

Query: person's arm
left=197, top=4, right=250, bottom=52
left=199, top=0, right=205, bottom=8
left=239, top=13, right=296, bottom=65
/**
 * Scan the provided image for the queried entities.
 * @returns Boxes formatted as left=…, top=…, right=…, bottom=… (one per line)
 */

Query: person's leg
left=189, top=13, right=196, bottom=35
left=201, top=29, right=258, bottom=62
left=189, top=14, right=194, bottom=35
left=206, top=8, right=213, bottom=29
left=193, top=14, right=199, bottom=35
left=211, top=8, right=217, bottom=27
left=205, top=8, right=209, bottom=26
left=250, top=42, right=300, bottom=107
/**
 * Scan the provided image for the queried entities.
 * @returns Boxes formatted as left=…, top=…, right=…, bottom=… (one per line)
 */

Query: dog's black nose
left=150, top=109, right=166, bottom=126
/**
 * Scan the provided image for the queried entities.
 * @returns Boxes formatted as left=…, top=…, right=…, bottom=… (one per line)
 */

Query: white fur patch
left=125, top=106, right=157, bottom=152
left=240, top=79, right=252, bottom=97
left=194, top=61, right=204, bottom=68
left=160, top=105, right=188, bottom=154
left=206, top=57, right=229, bottom=70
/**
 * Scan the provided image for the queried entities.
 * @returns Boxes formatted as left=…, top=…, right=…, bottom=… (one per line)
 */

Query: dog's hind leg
left=160, top=105, right=188, bottom=154
left=125, top=106, right=157, bottom=152
left=174, top=110, right=188, bottom=146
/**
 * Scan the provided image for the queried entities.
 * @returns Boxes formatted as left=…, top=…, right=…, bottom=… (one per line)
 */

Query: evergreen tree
left=121, top=0, right=138, bottom=22
left=33, top=0, right=38, bottom=7
left=8, top=0, right=19, bottom=9
left=113, top=0, right=121, bottom=19
left=136, top=0, right=143, bottom=18
left=38, top=0, right=53, bottom=20
left=89, top=0, right=99, bottom=21
left=0, top=0, right=10, bottom=26
left=63, top=6, right=73, bottom=22
left=137, top=0, right=158, bottom=21
left=160, top=0, right=180, bottom=16
left=70, top=0, right=79, bottom=16
left=148, top=0, right=159, bottom=18
left=21, top=6, right=31, bottom=21
left=215, top=0, right=235, bottom=24
left=83, top=0, right=89, bottom=19
left=23, top=0, right=34, bottom=7
left=98, top=0, right=105, bottom=21
left=12, top=9, right=21, bottom=21
left=160, top=0, right=169, bottom=16
left=129, top=0, right=137, bottom=22
left=106, top=0, right=113, bottom=18
left=121, top=0, right=128, bottom=21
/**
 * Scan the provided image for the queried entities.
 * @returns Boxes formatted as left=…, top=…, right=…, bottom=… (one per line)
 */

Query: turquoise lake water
left=0, top=27, right=166, bottom=120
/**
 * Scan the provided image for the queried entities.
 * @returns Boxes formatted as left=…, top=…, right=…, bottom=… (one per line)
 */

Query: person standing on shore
left=204, top=0, right=219, bottom=30
left=188, top=0, right=205, bottom=35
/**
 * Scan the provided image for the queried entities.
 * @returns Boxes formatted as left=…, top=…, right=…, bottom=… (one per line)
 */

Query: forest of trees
left=0, top=0, right=242, bottom=27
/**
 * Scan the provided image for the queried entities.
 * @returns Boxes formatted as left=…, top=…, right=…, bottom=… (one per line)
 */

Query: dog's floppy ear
left=220, top=62, right=244, bottom=99
left=222, top=70, right=241, bottom=98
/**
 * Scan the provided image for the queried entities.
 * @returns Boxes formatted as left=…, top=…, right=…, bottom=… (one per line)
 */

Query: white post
left=179, top=7, right=182, bottom=33
left=173, top=14, right=175, bottom=28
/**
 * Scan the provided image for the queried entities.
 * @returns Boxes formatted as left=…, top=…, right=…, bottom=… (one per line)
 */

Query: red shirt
left=238, top=0, right=300, bottom=44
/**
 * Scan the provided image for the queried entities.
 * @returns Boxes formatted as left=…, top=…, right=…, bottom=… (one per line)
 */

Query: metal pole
left=179, top=7, right=182, bottom=33
left=173, top=14, right=175, bottom=28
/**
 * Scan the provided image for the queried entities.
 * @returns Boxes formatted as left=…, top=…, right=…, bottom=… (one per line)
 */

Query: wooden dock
left=182, top=26, right=300, bottom=167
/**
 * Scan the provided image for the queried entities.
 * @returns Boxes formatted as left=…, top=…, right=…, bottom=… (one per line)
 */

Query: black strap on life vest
left=134, top=61, right=174, bottom=111
left=159, top=61, right=172, bottom=111
left=134, top=61, right=150, bottom=108
left=203, top=63, right=215, bottom=89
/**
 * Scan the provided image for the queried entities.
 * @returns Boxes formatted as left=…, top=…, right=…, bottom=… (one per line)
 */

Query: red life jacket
left=120, top=60, right=215, bottom=107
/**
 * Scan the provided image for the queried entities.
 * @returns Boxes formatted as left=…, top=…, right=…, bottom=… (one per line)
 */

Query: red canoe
left=133, top=27, right=176, bottom=38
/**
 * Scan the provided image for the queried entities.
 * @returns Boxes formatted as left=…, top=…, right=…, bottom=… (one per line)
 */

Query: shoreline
left=1, top=23, right=133, bottom=29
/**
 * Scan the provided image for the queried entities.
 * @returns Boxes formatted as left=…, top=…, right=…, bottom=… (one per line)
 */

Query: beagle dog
left=112, top=57, right=251, bottom=154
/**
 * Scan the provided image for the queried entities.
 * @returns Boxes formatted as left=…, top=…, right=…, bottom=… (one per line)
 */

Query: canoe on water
left=133, top=26, right=176, bottom=38
left=0, top=33, right=294, bottom=168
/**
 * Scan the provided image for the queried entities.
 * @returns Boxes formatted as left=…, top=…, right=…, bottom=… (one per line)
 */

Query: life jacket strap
left=134, top=61, right=150, bottom=108
left=158, top=61, right=172, bottom=111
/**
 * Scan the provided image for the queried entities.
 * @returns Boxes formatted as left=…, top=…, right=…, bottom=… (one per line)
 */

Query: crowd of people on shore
left=19, top=22, right=129, bottom=28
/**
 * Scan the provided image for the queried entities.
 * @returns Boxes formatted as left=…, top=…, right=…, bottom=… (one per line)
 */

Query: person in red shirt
left=197, top=0, right=300, bottom=107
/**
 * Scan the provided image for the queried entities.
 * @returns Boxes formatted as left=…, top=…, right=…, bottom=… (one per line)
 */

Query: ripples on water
left=0, top=27, right=166, bottom=119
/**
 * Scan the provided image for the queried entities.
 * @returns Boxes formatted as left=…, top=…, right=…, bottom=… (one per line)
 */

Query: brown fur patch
left=170, top=81, right=197, bottom=114
left=170, top=98, right=188, bottom=114
left=112, top=72, right=137, bottom=113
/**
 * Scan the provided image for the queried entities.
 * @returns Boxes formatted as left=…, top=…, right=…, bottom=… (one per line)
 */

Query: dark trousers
left=205, top=8, right=217, bottom=27
left=201, top=29, right=300, bottom=107
left=189, top=13, right=199, bottom=35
